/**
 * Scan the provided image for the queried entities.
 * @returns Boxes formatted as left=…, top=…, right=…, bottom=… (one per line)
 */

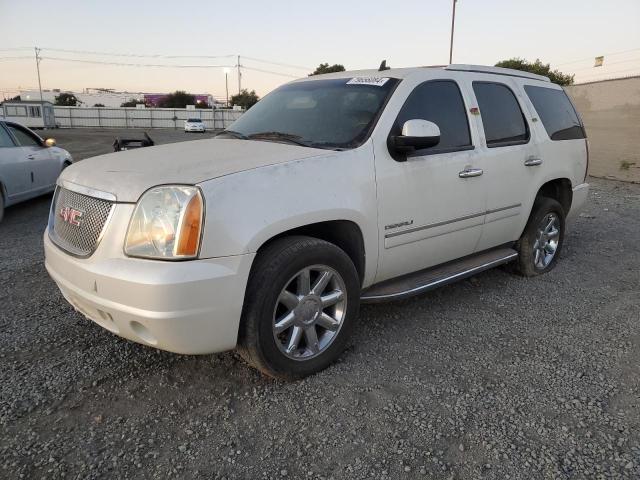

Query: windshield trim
left=220, top=78, right=402, bottom=151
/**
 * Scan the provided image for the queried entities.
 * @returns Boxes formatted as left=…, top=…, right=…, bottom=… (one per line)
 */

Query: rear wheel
left=237, top=236, right=360, bottom=380
left=514, top=197, right=565, bottom=276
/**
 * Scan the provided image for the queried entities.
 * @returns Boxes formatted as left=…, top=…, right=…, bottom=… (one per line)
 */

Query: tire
left=237, top=236, right=360, bottom=380
left=514, top=197, right=565, bottom=277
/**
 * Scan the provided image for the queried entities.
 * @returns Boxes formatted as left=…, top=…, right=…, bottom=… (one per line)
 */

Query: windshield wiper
left=216, top=129, right=249, bottom=140
left=247, top=131, right=312, bottom=148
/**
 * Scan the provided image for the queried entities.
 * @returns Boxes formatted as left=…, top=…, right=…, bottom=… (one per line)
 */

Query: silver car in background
left=0, top=121, right=72, bottom=222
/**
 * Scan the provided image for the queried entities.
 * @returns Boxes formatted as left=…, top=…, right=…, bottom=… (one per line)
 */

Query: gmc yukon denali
left=44, top=64, right=589, bottom=379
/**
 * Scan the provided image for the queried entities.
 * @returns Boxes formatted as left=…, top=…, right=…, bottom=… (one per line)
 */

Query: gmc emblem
left=59, top=206, right=84, bottom=227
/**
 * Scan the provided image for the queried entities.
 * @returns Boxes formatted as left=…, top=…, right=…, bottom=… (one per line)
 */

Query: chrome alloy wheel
left=272, top=265, right=347, bottom=360
left=533, top=212, right=560, bottom=269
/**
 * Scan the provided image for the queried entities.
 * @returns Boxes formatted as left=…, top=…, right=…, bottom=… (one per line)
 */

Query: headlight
left=125, top=186, right=204, bottom=260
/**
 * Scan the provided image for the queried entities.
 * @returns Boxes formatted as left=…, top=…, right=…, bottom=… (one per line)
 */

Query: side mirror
left=391, top=119, right=440, bottom=153
left=44, top=138, right=56, bottom=147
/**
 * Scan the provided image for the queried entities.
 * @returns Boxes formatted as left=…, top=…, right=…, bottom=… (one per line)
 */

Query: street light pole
left=237, top=55, right=242, bottom=94
left=449, top=0, right=457, bottom=64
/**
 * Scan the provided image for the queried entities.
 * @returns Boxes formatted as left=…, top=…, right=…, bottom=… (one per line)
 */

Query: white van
left=44, top=64, right=589, bottom=379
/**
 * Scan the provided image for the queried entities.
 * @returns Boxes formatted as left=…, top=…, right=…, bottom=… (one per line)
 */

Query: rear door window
left=473, top=82, right=529, bottom=147
left=394, top=80, right=472, bottom=154
left=524, top=85, right=585, bottom=140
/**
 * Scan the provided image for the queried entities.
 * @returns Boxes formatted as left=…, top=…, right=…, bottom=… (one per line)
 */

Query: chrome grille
left=49, top=187, right=114, bottom=257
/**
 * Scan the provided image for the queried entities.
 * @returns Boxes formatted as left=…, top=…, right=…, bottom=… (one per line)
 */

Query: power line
left=40, top=47, right=236, bottom=59
left=241, top=56, right=311, bottom=71
left=241, top=65, right=301, bottom=78
left=40, top=56, right=236, bottom=69
left=0, top=47, right=32, bottom=52
left=568, top=57, right=640, bottom=73
left=554, top=47, right=640, bottom=67
left=576, top=66, right=640, bottom=80
left=0, top=56, right=33, bottom=61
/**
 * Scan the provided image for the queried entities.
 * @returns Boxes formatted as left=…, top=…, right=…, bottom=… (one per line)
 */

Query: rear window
left=473, top=82, right=529, bottom=147
left=524, top=85, right=585, bottom=140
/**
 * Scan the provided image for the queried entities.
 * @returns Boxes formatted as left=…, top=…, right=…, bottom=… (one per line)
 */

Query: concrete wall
left=566, top=77, right=640, bottom=183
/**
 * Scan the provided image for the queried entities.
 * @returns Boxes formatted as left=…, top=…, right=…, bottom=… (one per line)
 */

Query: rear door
left=469, top=79, right=542, bottom=251
left=5, top=122, right=57, bottom=191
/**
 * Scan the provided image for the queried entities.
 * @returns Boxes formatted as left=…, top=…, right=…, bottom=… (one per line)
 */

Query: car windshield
left=221, top=77, right=399, bottom=150
left=187, top=118, right=202, bottom=122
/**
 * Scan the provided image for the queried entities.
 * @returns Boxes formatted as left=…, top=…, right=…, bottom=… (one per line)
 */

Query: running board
left=361, top=247, right=518, bottom=303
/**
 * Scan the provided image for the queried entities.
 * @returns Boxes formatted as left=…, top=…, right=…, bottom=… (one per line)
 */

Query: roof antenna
left=378, top=60, right=390, bottom=71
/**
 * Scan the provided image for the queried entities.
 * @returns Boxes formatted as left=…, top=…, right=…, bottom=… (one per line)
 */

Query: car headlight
left=125, top=186, right=204, bottom=260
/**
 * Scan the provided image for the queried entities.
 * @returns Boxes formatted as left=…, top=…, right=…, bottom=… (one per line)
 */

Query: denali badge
left=59, top=206, right=84, bottom=227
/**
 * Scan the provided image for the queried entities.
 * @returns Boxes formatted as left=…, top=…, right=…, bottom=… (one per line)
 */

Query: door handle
left=459, top=168, right=483, bottom=178
left=524, top=157, right=543, bottom=167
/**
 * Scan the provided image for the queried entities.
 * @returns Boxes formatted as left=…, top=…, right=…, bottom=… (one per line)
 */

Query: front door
left=374, top=79, right=487, bottom=283
left=0, top=123, right=31, bottom=201
left=6, top=122, right=56, bottom=192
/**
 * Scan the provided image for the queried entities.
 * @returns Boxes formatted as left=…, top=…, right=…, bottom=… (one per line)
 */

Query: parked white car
left=0, top=120, right=72, bottom=222
left=184, top=118, right=206, bottom=133
left=44, top=65, right=589, bottom=379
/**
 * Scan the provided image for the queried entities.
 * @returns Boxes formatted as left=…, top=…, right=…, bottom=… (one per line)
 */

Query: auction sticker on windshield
left=346, top=77, right=389, bottom=87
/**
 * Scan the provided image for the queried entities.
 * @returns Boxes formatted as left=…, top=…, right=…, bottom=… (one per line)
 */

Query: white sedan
left=184, top=118, right=206, bottom=133
left=0, top=121, right=72, bottom=222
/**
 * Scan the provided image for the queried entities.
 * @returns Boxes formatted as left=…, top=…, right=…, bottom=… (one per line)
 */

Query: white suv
left=44, top=64, right=589, bottom=379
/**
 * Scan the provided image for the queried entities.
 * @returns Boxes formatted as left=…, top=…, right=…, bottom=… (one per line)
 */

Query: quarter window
left=473, top=82, right=529, bottom=147
left=394, top=80, right=472, bottom=153
left=524, top=85, right=585, bottom=140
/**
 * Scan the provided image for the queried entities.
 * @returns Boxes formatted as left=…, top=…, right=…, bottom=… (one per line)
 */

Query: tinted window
left=473, top=82, right=528, bottom=147
left=7, top=124, right=41, bottom=147
left=187, top=118, right=202, bottom=122
left=0, top=125, right=15, bottom=147
left=524, top=85, right=585, bottom=140
left=395, top=80, right=471, bottom=152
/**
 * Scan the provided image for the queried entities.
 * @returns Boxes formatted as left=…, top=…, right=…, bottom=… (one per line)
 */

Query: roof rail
left=445, top=64, right=550, bottom=82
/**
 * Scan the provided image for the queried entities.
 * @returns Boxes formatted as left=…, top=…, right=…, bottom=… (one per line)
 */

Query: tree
left=309, top=63, right=346, bottom=76
left=158, top=91, right=196, bottom=108
left=495, top=58, right=574, bottom=86
left=55, top=93, right=81, bottom=106
left=230, top=89, right=259, bottom=110
left=93, top=103, right=105, bottom=107
left=120, top=98, right=145, bottom=107
left=195, top=100, right=211, bottom=109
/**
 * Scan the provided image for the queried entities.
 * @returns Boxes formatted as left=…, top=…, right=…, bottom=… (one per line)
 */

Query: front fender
left=197, top=146, right=379, bottom=286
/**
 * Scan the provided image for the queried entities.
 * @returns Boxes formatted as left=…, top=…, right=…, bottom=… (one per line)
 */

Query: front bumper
left=567, top=182, right=589, bottom=220
left=44, top=222, right=255, bottom=355
left=185, top=126, right=205, bottom=132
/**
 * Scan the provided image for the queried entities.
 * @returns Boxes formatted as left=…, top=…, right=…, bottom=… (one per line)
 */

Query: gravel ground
left=0, top=131, right=639, bottom=479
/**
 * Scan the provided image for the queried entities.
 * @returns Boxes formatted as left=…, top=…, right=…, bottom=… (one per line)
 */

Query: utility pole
left=224, top=68, right=229, bottom=107
left=237, top=55, right=242, bottom=94
left=449, top=0, right=457, bottom=64
left=35, top=47, right=44, bottom=114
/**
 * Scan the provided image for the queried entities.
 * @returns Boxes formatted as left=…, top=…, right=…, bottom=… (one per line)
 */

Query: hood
left=59, top=138, right=327, bottom=202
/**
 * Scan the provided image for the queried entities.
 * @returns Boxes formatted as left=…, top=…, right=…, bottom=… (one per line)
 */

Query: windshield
left=222, top=77, right=399, bottom=149
left=187, top=118, right=202, bottom=122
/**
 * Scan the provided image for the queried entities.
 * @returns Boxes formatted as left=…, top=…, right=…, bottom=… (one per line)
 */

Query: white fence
left=52, top=106, right=243, bottom=130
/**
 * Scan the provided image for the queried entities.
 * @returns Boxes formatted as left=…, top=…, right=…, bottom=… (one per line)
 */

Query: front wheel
left=514, top=197, right=565, bottom=277
left=237, top=236, right=360, bottom=380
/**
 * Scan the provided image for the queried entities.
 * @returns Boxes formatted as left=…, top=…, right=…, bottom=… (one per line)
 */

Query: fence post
left=97, top=106, right=101, bottom=127
left=69, top=107, right=73, bottom=128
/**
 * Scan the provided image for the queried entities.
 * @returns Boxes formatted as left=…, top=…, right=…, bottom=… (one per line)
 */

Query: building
left=1, top=100, right=56, bottom=128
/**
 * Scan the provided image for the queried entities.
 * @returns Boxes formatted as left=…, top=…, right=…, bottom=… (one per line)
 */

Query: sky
left=1, top=0, right=639, bottom=99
